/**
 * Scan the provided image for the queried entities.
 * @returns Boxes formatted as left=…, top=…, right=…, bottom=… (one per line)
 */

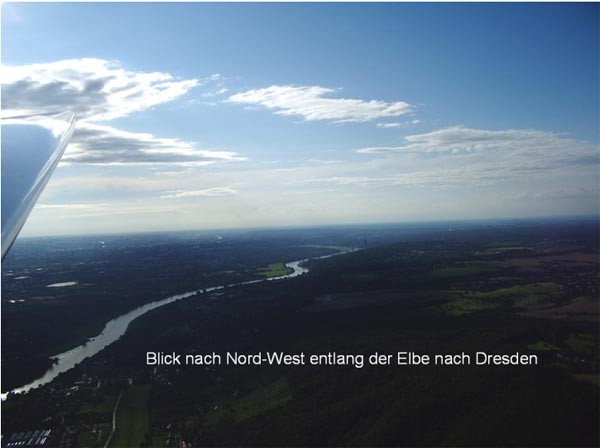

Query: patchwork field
left=443, top=282, right=562, bottom=315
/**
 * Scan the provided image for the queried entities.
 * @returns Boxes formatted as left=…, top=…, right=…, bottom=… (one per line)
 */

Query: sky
left=1, top=2, right=599, bottom=237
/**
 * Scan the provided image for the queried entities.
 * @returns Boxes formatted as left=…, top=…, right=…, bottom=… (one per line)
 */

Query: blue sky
left=2, top=2, right=599, bottom=236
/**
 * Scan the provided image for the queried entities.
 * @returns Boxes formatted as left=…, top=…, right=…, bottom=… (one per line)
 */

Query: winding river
left=3, top=251, right=346, bottom=399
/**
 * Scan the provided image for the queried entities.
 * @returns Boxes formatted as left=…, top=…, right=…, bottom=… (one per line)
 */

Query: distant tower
left=363, top=231, right=367, bottom=249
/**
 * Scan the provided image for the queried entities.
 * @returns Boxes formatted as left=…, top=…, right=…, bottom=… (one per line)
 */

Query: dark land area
left=2, top=218, right=599, bottom=447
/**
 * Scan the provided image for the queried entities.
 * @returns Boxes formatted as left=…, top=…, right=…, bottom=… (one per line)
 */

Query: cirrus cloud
left=357, top=126, right=594, bottom=155
left=228, top=85, right=413, bottom=123
left=160, top=186, right=238, bottom=199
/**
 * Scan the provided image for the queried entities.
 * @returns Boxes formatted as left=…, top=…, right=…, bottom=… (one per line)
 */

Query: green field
left=472, top=283, right=559, bottom=299
left=443, top=283, right=561, bottom=315
left=256, top=263, right=293, bottom=278
left=527, top=341, right=560, bottom=351
left=112, top=385, right=150, bottom=448
left=479, top=245, right=533, bottom=255
left=150, top=432, right=169, bottom=448
left=565, top=333, right=596, bottom=354
left=442, top=297, right=500, bottom=315
left=484, top=241, right=524, bottom=247
left=430, top=266, right=493, bottom=278
left=476, top=283, right=557, bottom=308
left=205, top=377, right=292, bottom=427
left=573, top=374, right=600, bottom=386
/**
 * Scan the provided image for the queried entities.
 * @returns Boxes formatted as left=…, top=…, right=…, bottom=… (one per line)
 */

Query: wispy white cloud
left=376, top=122, right=403, bottom=128
left=306, top=159, right=343, bottom=165
left=37, top=203, right=110, bottom=210
left=2, top=59, right=246, bottom=166
left=160, top=186, right=238, bottom=199
left=1, top=58, right=199, bottom=121
left=274, top=125, right=598, bottom=191
left=295, top=168, right=517, bottom=189
left=64, top=123, right=245, bottom=166
left=376, top=119, right=421, bottom=129
left=357, top=126, right=596, bottom=157
left=201, top=87, right=229, bottom=98
left=511, top=187, right=598, bottom=200
left=300, top=176, right=384, bottom=186
left=228, top=85, right=413, bottom=123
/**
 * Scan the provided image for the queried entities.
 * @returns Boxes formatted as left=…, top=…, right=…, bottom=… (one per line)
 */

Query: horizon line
left=15, top=213, right=600, bottom=241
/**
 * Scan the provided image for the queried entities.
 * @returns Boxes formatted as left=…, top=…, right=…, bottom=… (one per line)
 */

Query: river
left=2, top=250, right=348, bottom=399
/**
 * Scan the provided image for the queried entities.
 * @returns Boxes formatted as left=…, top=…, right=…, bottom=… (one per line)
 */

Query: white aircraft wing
left=1, top=113, right=76, bottom=259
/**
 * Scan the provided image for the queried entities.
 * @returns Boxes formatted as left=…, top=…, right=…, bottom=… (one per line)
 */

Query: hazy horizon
left=9, top=213, right=598, bottom=241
